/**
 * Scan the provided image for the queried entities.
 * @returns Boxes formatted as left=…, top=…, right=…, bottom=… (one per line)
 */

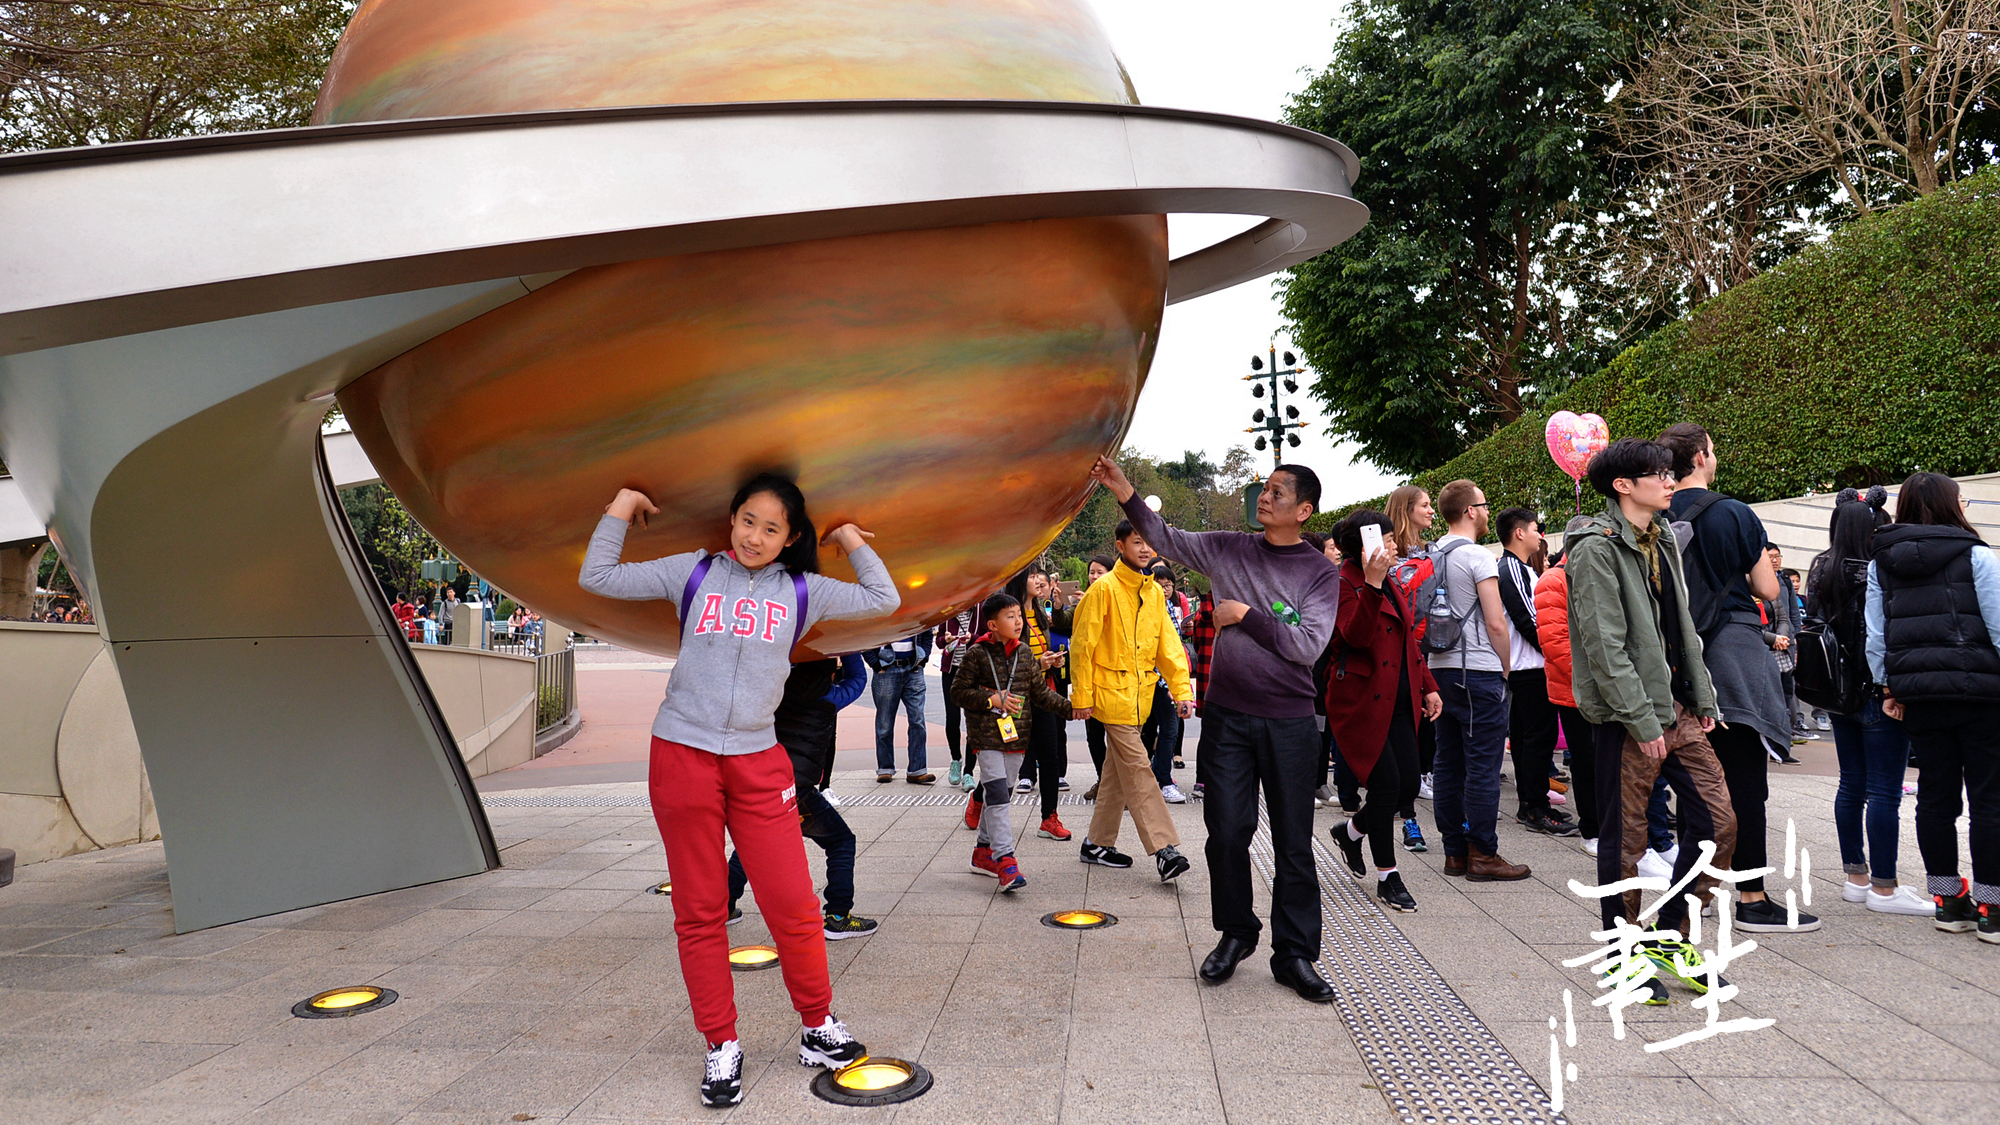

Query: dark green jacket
left=1565, top=504, right=1719, bottom=742
left=949, top=636, right=1070, bottom=754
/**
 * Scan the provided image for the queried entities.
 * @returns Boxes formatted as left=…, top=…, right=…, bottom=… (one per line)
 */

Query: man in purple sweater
left=1091, top=456, right=1342, bottom=1002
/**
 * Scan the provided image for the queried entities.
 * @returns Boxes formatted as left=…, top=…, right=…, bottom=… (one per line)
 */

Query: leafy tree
left=339, top=483, right=442, bottom=601
left=1, top=0, right=352, bottom=152
left=1281, top=0, right=1665, bottom=475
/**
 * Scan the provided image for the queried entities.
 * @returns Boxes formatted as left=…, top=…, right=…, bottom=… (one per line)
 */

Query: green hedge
left=1310, top=164, right=2000, bottom=535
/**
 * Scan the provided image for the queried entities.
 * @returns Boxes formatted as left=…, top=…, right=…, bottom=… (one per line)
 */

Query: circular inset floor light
left=811, top=1056, right=933, bottom=1107
left=292, top=985, right=397, bottom=1019
left=647, top=880, right=672, bottom=895
left=728, top=944, right=780, bottom=971
left=1040, top=909, right=1118, bottom=930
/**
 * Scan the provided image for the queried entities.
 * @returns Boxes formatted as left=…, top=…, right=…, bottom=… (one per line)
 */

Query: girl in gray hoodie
left=580, top=473, right=899, bottom=1108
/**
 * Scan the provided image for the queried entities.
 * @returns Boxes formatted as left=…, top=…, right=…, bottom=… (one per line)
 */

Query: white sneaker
left=1842, top=880, right=1869, bottom=903
left=1637, top=848, right=1674, bottom=882
left=1015, top=778, right=1034, bottom=793
left=1162, top=783, right=1187, bottom=804
left=1418, top=773, right=1434, bottom=801
left=1865, top=885, right=1935, bottom=916
left=1659, top=843, right=1680, bottom=868
left=1314, top=785, right=1334, bottom=808
left=821, top=791, right=842, bottom=807
left=1582, top=837, right=1599, bottom=857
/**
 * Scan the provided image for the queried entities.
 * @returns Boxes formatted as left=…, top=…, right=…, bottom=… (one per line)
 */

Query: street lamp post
left=1244, top=345, right=1307, bottom=470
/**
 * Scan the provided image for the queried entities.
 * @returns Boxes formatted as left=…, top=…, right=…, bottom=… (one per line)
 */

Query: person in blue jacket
left=726, top=654, right=878, bottom=939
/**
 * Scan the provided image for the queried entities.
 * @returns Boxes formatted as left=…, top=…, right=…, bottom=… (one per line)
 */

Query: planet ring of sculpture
left=0, top=100, right=1364, bottom=931
left=0, top=100, right=1364, bottom=354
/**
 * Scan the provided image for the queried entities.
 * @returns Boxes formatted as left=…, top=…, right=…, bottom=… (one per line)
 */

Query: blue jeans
left=1646, top=775, right=1675, bottom=853
left=1142, top=682, right=1182, bottom=787
left=1831, top=695, right=1910, bottom=885
left=872, top=666, right=927, bottom=775
left=1432, top=669, right=1510, bottom=856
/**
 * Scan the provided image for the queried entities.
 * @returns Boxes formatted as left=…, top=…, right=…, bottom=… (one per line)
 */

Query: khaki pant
left=1087, top=723, right=1180, bottom=855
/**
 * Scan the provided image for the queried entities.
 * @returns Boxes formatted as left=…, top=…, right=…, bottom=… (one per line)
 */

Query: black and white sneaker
left=1155, top=845, right=1191, bottom=882
left=1376, top=872, right=1418, bottom=912
left=702, top=1039, right=744, bottom=1107
left=799, top=1015, right=867, bottom=1069
left=1330, top=822, right=1366, bottom=878
left=726, top=904, right=744, bottom=926
left=1080, top=841, right=1134, bottom=868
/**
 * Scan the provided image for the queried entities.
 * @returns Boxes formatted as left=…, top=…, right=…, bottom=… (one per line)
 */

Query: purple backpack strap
left=791, top=572, right=810, bottom=645
left=678, top=554, right=717, bottom=625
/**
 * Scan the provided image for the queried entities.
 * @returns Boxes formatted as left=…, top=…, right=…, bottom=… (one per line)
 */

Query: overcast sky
left=1085, top=0, right=1400, bottom=505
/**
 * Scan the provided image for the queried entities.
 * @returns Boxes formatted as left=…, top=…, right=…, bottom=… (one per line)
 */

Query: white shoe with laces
left=702, top=1039, right=744, bottom=1107
left=1418, top=773, right=1434, bottom=801
left=1842, top=880, right=1870, bottom=903
left=1582, top=837, right=1599, bottom=857
left=800, top=1015, right=867, bottom=1069
left=1865, top=885, right=1936, bottom=915
left=1162, top=783, right=1187, bottom=804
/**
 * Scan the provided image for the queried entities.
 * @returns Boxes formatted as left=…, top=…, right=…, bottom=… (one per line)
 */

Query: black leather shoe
left=1199, top=935, right=1256, bottom=983
left=1272, top=956, right=1336, bottom=1003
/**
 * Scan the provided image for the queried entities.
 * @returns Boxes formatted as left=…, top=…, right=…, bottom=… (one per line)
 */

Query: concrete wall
left=0, top=625, right=537, bottom=867
left=0, top=621, right=157, bottom=865
left=410, top=643, right=537, bottom=778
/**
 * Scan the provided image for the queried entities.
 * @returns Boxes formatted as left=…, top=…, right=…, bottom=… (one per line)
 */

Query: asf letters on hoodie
left=578, top=514, right=900, bottom=755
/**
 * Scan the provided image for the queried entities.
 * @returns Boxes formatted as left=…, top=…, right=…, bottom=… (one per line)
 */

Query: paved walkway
left=3, top=647, right=1993, bottom=1123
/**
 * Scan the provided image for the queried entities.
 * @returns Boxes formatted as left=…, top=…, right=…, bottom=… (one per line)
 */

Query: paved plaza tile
left=1, top=762, right=1994, bottom=1124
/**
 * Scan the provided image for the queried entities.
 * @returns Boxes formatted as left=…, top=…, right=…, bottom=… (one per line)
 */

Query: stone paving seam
left=1248, top=809, right=1568, bottom=1125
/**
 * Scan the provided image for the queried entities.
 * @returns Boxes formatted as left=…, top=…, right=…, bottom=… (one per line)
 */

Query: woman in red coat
left=1323, top=510, right=1443, bottom=912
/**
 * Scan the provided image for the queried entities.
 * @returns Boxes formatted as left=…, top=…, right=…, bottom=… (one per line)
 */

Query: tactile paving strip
left=482, top=790, right=1086, bottom=809
left=1249, top=811, right=1566, bottom=1125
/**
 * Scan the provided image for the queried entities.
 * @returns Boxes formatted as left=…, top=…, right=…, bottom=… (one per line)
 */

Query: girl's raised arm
left=803, top=523, right=900, bottom=623
left=578, top=490, right=699, bottom=602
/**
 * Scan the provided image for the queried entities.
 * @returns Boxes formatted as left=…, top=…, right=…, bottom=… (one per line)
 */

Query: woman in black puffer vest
left=1867, top=473, right=2000, bottom=941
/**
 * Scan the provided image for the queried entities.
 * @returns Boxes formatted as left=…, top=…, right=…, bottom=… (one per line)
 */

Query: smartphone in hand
left=1359, top=522, right=1384, bottom=561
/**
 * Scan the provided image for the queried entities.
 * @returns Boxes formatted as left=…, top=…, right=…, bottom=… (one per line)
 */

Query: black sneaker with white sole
left=1155, top=845, right=1190, bottom=882
left=702, top=1039, right=744, bottom=1107
left=1734, top=897, right=1821, bottom=932
left=1080, top=842, right=1134, bottom=868
left=727, top=904, right=744, bottom=926
left=799, top=1015, right=867, bottom=1069
left=1376, top=872, right=1417, bottom=912
left=822, top=912, right=878, bottom=940
left=1330, top=823, right=1365, bottom=878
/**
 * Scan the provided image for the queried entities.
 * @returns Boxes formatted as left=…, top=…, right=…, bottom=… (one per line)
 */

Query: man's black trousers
left=1200, top=703, right=1322, bottom=964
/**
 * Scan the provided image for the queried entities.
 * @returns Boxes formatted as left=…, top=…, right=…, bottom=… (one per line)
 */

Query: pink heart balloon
left=1545, top=411, right=1610, bottom=482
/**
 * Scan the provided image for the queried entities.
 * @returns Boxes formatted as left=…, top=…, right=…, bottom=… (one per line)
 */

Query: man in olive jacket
left=1567, top=439, right=1735, bottom=971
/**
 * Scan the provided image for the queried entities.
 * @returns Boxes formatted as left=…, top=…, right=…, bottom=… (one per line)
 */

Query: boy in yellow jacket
left=1070, top=520, right=1196, bottom=881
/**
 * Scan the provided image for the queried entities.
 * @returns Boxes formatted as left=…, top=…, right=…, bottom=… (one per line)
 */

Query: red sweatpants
left=649, top=737, right=832, bottom=1045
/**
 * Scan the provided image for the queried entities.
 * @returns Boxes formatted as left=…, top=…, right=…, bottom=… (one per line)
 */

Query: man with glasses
left=1659, top=423, right=1819, bottom=932
left=1091, top=455, right=1342, bottom=1003
left=1567, top=438, right=1735, bottom=1000
left=1430, top=480, right=1532, bottom=881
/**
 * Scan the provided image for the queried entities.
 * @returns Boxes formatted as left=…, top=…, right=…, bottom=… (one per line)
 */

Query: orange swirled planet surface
left=324, top=0, right=1168, bottom=656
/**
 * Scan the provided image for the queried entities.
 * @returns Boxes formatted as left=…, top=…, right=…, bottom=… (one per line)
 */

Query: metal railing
left=535, top=642, right=577, bottom=736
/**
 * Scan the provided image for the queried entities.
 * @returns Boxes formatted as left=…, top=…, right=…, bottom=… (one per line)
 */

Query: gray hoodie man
left=579, top=515, right=900, bottom=755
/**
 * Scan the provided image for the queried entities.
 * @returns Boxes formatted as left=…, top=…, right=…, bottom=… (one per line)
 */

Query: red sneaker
left=1037, top=814, right=1072, bottom=841
left=996, top=854, right=1027, bottom=892
left=963, top=797, right=983, bottom=830
left=970, top=845, right=1000, bottom=877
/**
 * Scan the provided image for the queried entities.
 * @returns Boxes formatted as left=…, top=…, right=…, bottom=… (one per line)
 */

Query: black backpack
left=1416, top=540, right=1477, bottom=656
left=1668, top=491, right=1727, bottom=637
